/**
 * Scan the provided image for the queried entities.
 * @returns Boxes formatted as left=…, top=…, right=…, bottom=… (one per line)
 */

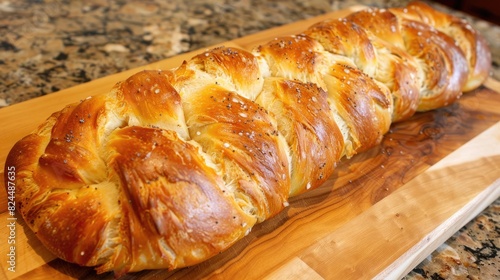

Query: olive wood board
left=1, top=5, right=499, bottom=280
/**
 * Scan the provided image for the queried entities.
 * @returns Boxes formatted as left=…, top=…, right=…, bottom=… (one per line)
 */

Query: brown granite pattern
left=0, top=0, right=499, bottom=278
left=404, top=198, right=500, bottom=280
left=0, top=0, right=498, bottom=107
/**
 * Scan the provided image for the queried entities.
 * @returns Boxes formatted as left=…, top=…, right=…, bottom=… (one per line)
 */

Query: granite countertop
left=0, top=0, right=499, bottom=279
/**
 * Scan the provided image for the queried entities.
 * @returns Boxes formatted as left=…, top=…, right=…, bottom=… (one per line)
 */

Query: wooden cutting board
left=1, top=5, right=499, bottom=280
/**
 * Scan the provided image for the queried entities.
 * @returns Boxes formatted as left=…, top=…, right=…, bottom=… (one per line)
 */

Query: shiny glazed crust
left=4, top=1, right=491, bottom=276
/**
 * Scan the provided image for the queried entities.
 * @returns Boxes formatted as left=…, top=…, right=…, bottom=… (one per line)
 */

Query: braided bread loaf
left=5, top=1, right=491, bottom=276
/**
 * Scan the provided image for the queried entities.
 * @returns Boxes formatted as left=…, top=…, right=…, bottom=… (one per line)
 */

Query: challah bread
left=4, top=1, right=491, bottom=276
left=390, top=1, right=492, bottom=92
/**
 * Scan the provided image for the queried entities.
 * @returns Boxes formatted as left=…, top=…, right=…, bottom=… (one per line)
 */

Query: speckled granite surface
left=0, top=0, right=499, bottom=107
left=404, top=199, right=500, bottom=279
left=0, top=0, right=498, bottom=278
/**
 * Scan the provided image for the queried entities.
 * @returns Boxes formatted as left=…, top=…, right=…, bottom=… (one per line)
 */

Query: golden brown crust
left=324, top=63, right=392, bottom=156
left=343, top=9, right=421, bottom=121
left=390, top=1, right=491, bottom=92
left=304, top=18, right=377, bottom=77
left=117, top=70, right=188, bottom=137
left=182, top=84, right=290, bottom=221
left=257, top=78, right=344, bottom=196
left=4, top=1, right=492, bottom=276
left=105, top=126, right=254, bottom=273
left=401, top=19, right=469, bottom=110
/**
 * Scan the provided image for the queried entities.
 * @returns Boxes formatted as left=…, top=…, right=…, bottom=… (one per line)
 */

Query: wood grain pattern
left=1, top=6, right=499, bottom=280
